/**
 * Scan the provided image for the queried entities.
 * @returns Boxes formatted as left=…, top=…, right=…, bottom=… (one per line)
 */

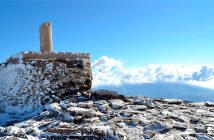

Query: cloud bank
left=92, top=56, right=214, bottom=89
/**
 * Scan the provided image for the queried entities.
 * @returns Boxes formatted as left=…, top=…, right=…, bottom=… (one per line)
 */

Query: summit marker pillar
left=39, top=22, right=53, bottom=54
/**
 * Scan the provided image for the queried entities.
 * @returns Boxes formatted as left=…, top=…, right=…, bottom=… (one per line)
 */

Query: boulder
left=92, top=90, right=127, bottom=101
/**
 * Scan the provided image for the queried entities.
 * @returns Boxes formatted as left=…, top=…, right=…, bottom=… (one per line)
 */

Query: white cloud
left=92, top=56, right=214, bottom=89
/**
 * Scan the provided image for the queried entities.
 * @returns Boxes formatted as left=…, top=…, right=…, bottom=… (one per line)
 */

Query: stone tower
left=39, top=22, right=53, bottom=54
left=1, top=22, right=92, bottom=114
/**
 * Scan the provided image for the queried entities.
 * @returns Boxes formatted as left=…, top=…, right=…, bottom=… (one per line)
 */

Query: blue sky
left=0, top=0, right=214, bottom=67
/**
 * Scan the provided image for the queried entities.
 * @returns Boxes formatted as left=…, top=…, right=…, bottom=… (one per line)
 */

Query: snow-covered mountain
left=92, top=56, right=214, bottom=102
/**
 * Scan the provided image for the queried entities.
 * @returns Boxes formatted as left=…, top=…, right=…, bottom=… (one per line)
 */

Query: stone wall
left=7, top=51, right=90, bottom=64
left=0, top=54, right=92, bottom=114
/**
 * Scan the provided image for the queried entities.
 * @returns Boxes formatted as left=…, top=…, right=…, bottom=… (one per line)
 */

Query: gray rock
left=77, top=101, right=93, bottom=109
left=144, top=121, right=169, bottom=133
left=67, top=106, right=104, bottom=118
left=197, top=134, right=213, bottom=140
left=133, top=97, right=156, bottom=107
left=92, top=89, right=127, bottom=101
left=204, top=102, right=214, bottom=107
left=110, top=99, right=126, bottom=109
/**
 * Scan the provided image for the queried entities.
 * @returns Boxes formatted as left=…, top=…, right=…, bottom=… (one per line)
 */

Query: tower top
left=39, top=22, right=53, bottom=54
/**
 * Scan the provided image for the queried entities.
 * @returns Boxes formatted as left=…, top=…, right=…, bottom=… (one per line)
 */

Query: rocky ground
left=0, top=90, right=214, bottom=140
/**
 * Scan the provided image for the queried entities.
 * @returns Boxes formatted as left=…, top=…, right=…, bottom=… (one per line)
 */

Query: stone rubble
left=0, top=90, right=213, bottom=140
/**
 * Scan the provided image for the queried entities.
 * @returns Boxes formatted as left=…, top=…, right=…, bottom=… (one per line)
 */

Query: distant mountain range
left=94, top=82, right=214, bottom=102
left=92, top=56, right=214, bottom=102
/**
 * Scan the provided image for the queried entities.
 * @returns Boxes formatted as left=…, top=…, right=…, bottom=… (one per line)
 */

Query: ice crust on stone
left=0, top=63, right=42, bottom=116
